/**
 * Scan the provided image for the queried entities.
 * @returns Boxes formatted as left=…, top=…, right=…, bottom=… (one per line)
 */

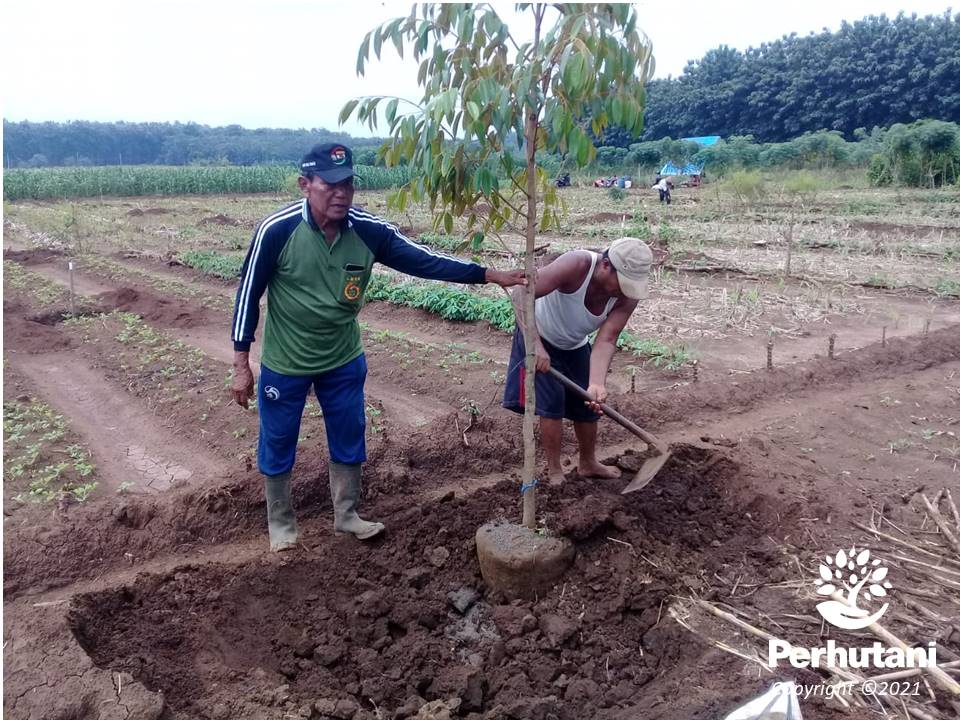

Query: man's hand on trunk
left=485, top=268, right=527, bottom=287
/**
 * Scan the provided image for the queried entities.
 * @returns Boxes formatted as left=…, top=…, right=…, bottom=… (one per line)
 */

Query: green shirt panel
left=261, top=221, right=374, bottom=376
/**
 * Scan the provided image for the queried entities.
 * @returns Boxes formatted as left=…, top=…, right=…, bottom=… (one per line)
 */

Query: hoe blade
left=620, top=451, right=672, bottom=494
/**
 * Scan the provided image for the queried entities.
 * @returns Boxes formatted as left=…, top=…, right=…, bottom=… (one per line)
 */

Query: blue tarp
left=659, top=136, right=720, bottom=175
left=660, top=160, right=705, bottom=176
left=681, top=135, right=721, bottom=147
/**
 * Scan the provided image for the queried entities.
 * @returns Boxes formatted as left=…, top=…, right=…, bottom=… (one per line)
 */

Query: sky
left=3, top=0, right=955, bottom=136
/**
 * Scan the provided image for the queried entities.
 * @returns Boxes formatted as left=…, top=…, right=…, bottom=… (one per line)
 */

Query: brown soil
left=4, top=240, right=959, bottom=719
left=66, top=446, right=827, bottom=720
left=846, top=219, right=945, bottom=236
left=585, top=211, right=632, bottom=223
left=199, top=213, right=242, bottom=226
left=127, top=207, right=173, bottom=216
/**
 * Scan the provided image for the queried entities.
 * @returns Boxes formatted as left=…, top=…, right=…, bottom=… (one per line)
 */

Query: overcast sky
left=3, top=1, right=955, bottom=136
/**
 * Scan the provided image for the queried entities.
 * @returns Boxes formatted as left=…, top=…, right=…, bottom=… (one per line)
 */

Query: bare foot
left=578, top=461, right=621, bottom=479
left=546, top=468, right=567, bottom=486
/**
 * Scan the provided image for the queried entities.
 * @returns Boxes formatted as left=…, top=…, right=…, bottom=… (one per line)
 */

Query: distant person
left=231, top=143, right=526, bottom=551
left=503, top=238, right=653, bottom=485
left=653, top=176, right=672, bottom=204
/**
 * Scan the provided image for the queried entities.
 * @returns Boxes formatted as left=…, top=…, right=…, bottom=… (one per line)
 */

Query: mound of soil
left=66, top=445, right=815, bottom=720
left=4, top=247, right=66, bottom=265
left=94, top=287, right=212, bottom=328
left=127, top=207, right=173, bottom=217
left=3, top=300, right=79, bottom=354
left=585, top=211, right=630, bottom=223
left=199, top=213, right=241, bottom=227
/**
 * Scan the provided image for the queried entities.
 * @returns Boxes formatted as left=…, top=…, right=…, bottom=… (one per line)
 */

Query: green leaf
left=539, top=207, right=552, bottom=232
left=391, top=24, right=404, bottom=58
left=357, top=34, right=371, bottom=76
left=386, top=98, right=399, bottom=126
left=339, top=99, right=359, bottom=125
left=467, top=101, right=480, bottom=121
left=576, top=133, right=590, bottom=165
left=611, top=96, right=624, bottom=126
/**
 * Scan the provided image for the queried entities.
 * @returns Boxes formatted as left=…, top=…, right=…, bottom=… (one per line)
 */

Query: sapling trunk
left=520, top=10, right=544, bottom=530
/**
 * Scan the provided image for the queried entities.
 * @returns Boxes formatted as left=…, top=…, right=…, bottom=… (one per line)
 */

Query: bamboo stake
left=921, top=494, right=960, bottom=558
left=68, top=261, right=76, bottom=316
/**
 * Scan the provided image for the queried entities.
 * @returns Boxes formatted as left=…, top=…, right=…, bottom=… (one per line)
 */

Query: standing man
left=503, top=238, right=652, bottom=485
left=232, top=143, right=525, bottom=551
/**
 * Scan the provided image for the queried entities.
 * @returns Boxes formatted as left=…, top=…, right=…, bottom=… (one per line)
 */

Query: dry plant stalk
left=921, top=494, right=960, bottom=558
left=827, top=591, right=960, bottom=696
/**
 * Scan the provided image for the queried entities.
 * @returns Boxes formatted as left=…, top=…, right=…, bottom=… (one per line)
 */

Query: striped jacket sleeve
left=231, top=201, right=304, bottom=351
left=348, top=208, right=487, bottom=284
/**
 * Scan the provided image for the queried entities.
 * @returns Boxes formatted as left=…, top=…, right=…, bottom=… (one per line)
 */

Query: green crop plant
left=4, top=261, right=71, bottom=306
left=178, top=250, right=245, bottom=279
left=4, top=399, right=98, bottom=504
left=934, top=278, right=960, bottom=298
left=617, top=332, right=693, bottom=371
left=418, top=232, right=464, bottom=252
left=69, top=482, right=99, bottom=502
left=2, top=164, right=408, bottom=201
left=366, top=274, right=515, bottom=331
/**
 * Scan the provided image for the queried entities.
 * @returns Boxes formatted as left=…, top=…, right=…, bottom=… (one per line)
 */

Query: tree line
left=633, top=11, right=960, bottom=143
left=584, top=121, right=959, bottom=187
left=2, top=120, right=383, bottom=169
left=4, top=11, right=958, bottom=172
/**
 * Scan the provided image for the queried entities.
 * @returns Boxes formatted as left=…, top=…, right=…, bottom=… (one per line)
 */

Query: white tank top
left=536, top=252, right=617, bottom=350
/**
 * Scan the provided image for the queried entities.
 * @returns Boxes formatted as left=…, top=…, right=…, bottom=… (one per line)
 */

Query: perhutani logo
left=330, top=147, right=347, bottom=165
left=264, top=386, right=280, bottom=401
left=767, top=543, right=938, bottom=670
left=815, top=547, right=892, bottom=630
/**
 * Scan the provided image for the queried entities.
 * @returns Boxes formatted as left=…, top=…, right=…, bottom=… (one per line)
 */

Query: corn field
left=3, top=164, right=409, bottom=200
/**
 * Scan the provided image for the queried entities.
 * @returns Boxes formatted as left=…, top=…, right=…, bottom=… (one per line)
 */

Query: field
left=4, top=181, right=960, bottom=720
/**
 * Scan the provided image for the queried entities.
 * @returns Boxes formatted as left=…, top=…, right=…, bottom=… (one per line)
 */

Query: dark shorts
left=257, top=355, right=367, bottom=476
left=502, top=330, right=599, bottom=422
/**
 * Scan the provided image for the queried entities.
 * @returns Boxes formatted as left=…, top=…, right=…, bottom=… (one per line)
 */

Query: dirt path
left=8, top=352, right=227, bottom=494
left=22, top=260, right=454, bottom=427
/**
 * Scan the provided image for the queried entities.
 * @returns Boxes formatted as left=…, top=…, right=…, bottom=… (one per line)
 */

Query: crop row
left=173, top=253, right=692, bottom=368
left=3, top=164, right=410, bottom=200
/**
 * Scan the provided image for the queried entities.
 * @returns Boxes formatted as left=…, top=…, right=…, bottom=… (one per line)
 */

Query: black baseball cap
left=300, top=143, right=354, bottom=183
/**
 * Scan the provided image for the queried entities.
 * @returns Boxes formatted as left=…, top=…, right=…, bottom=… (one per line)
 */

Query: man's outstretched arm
left=349, top=208, right=525, bottom=287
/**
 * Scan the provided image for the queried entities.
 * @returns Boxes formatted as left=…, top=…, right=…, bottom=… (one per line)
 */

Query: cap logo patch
left=331, top=147, right=347, bottom=165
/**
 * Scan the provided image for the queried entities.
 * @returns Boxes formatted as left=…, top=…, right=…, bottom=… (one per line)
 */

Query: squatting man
left=231, top=143, right=525, bottom=551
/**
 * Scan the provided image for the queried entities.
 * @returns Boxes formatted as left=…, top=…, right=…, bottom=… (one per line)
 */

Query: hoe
left=548, top=367, right=671, bottom=493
